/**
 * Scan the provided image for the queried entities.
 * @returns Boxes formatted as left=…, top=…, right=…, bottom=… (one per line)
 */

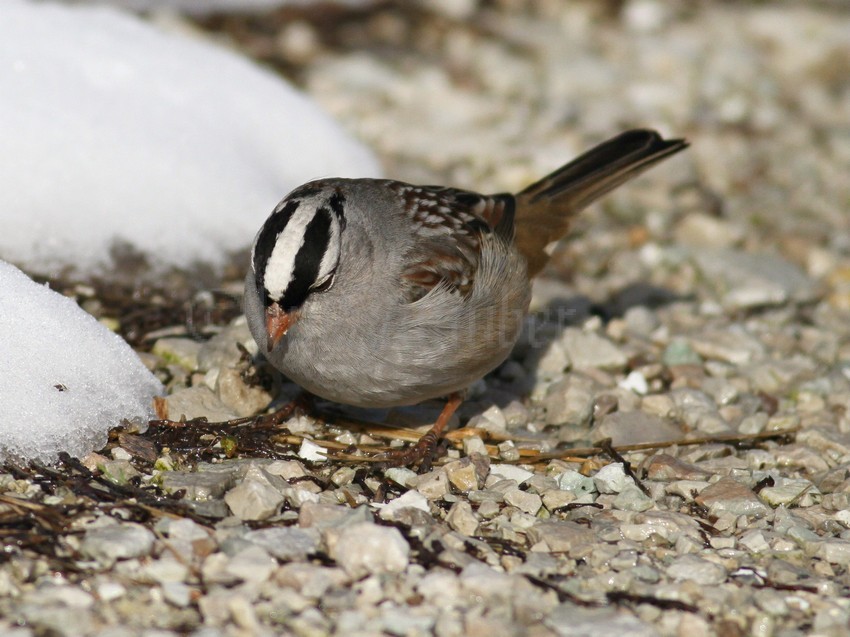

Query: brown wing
left=389, top=183, right=515, bottom=302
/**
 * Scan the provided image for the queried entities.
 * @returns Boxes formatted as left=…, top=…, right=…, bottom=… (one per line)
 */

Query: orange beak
left=265, top=303, right=296, bottom=352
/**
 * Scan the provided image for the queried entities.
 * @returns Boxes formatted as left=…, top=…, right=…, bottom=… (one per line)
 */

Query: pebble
left=411, top=468, right=450, bottom=500
left=215, top=367, right=272, bottom=417
left=497, top=439, right=520, bottom=461
left=489, top=464, right=533, bottom=485
left=541, top=374, right=596, bottom=426
left=590, top=410, right=683, bottom=446
left=593, top=463, right=631, bottom=495
left=689, top=327, right=767, bottom=366
left=556, top=470, right=597, bottom=498
left=547, top=602, right=659, bottom=636
left=297, top=438, right=327, bottom=463
left=244, top=527, right=319, bottom=561
left=443, top=457, right=480, bottom=492
left=527, top=520, right=597, bottom=556
left=560, top=328, right=629, bottom=371
left=162, top=386, right=238, bottom=422
left=161, top=582, right=192, bottom=608
left=662, top=338, right=703, bottom=367
left=613, top=485, right=654, bottom=512
left=504, top=488, right=543, bottom=516
left=646, top=454, right=712, bottom=481
left=328, top=523, right=410, bottom=578
left=224, top=465, right=286, bottom=521
left=377, top=489, right=430, bottom=521
left=152, top=337, right=202, bottom=371
left=80, top=523, right=155, bottom=567
left=446, top=500, right=479, bottom=535
left=695, top=477, right=770, bottom=518
left=667, top=554, right=727, bottom=585
left=466, top=403, right=507, bottom=434
left=196, top=317, right=255, bottom=372
left=224, top=545, right=277, bottom=584
left=159, top=468, right=235, bottom=500
left=692, top=249, right=819, bottom=310
left=298, top=501, right=371, bottom=530
left=618, top=370, right=649, bottom=395
left=758, top=477, right=820, bottom=507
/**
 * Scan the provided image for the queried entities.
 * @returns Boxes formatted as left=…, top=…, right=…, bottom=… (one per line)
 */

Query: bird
left=244, top=129, right=688, bottom=466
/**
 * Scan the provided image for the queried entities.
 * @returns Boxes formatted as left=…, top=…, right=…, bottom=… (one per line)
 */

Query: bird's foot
left=372, top=393, right=463, bottom=469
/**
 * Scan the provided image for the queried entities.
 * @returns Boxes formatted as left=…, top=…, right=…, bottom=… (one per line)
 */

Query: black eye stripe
left=279, top=207, right=333, bottom=311
left=328, top=191, right=346, bottom=228
left=254, top=199, right=300, bottom=304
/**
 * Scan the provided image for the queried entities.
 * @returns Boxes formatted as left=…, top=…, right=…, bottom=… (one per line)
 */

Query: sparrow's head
left=250, top=182, right=346, bottom=351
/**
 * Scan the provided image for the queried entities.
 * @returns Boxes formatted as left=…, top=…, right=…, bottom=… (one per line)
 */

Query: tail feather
left=514, top=129, right=688, bottom=276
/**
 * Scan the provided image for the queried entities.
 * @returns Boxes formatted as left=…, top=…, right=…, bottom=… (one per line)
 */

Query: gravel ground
left=4, top=1, right=850, bottom=636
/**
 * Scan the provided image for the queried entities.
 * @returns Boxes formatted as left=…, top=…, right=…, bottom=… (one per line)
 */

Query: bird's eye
left=311, top=271, right=335, bottom=293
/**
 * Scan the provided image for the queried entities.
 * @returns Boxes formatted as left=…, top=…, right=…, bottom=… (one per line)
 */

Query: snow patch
left=0, top=0, right=380, bottom=276
left=0, top=260, right=163, bottom=462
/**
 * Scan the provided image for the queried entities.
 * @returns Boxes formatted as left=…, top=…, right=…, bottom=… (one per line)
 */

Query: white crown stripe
left=263, top=202, right=318, bottom=301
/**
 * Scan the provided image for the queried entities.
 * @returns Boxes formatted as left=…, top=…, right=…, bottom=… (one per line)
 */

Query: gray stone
left=674, top=212, right=744, bottom=249
left=446, top=500, right=479, bottom=535
left=504, top=488, right=542, bottom=515
left=328, top=522, right=410, bottom=578
left=541, top=374, right=596, bottom=426
left=593, top=463, right=630, bottom=494
left=224, top=545, right=277, bottom=584
left=162, top=386, right=238, bottom=422
left=590, top=410, right=683, bottom=445
left=489, top=464, right=533, bottom=485
left=667, top=554, right=727, bottom=585
left=215, top=367, right=272, bottom=417
left=196, top=317, right=255, bottom=372
left=556, top=470, right=597, bottom=497
left=623, top=305, right=660, bottom=337
left=695, top=477, right=769, bottom=518
left=159, top=468, right=235, bottom=500
left=546, top=603, right=660, bottom=636
left=378, top=489, right=430, bottom=521
left=688, top=326, right=766, bottom=365
left=466, top=404, right=507, bottom=434
left=497, top=439, right=520, bottom=461
left=224, top=465, right=286, bottom=521
left=411, top=468, right=449, bottom=500
left=560, top=328, right=628, bottom=370
left=244, top=527, right=320, bottom=561
left=298, top=501, right=372, bottom=530
left=97, top=459, right=140, bottom=486
left=646, top=454, right=712, bottom=481
left=662, top=338, right=703, bottom=366
left=759, top=478, right=820, bottom=507
left=613, top=484, right=654, bottom=511
left=152, top=337, right=202, bottom=371
left=444, top=458, right=480, bottom=492
left=80, top=523, right=155, bottom=566
left=692, top=248, right=819, bottom=310
left=527, top=520, right=597, bottom=555
left=161, top=582, right=192, bottom=608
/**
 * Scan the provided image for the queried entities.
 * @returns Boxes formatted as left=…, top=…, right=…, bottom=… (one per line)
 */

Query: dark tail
left=514, top=129, right=688, bottom=276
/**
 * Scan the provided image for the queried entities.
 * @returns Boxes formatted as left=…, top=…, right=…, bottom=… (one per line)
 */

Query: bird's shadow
left=464, top=280, right=687, bottom=415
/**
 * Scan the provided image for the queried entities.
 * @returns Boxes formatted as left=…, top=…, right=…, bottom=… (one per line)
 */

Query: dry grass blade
left=502, top=428, right=799, bottom=464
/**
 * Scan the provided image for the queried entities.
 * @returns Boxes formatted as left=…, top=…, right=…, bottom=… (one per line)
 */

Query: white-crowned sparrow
left=245, top=129, right=687, bottom=465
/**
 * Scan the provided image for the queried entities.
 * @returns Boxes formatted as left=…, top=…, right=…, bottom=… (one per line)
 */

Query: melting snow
left=0, top=261, right=163, bottom=462
left=0, top=0, right=381, bottom=276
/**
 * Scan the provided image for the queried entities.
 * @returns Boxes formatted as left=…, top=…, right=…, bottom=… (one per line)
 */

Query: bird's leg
left=258, top=391, right=315, bottom=426
left=375, top=392, right=463, bottom=468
